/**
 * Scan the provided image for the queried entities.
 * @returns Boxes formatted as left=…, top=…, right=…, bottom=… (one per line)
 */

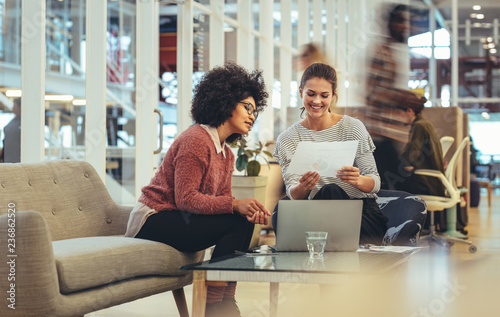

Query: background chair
left=440, top=136, right=455, bottom=158
left=377, top=190, right=427, bottom=246
left=415, top=137, right=477, bottom=253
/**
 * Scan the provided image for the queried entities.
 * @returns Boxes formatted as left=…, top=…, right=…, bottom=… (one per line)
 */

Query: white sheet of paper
left=287, top=141, right=359, bottom=177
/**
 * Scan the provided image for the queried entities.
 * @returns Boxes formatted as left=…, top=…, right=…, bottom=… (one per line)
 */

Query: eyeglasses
left=238, top=101, right=259, bottom=119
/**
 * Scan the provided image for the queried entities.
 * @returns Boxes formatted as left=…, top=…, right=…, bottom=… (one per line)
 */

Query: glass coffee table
left=181, top=248, right=419, bottom=317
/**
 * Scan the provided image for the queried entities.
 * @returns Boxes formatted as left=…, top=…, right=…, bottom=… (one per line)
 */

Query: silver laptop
left=275, top=200, right=363, bottom=252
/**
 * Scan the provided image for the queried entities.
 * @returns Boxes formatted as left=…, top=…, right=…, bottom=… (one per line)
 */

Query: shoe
left=221, top=297, right=242, bottom=317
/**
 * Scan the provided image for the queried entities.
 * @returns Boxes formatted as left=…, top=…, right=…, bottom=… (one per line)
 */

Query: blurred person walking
left=1, top=98, right=21, bottom=163
left=363, top=4, right=411, bottom=190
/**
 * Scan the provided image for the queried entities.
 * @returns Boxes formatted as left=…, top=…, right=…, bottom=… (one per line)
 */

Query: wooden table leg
left=192, top=271, right=207, bottom=317
left=270, top=282, right=279, bottom=317
left=172, top=288, right=189, bottom=317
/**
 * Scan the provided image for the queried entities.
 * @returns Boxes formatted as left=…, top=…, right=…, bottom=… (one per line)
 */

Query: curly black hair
left=191, top=61, right=268, bottom=143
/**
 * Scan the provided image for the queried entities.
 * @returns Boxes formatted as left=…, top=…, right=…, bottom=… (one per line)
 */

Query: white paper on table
left=287, top=141, right=359, bottom=177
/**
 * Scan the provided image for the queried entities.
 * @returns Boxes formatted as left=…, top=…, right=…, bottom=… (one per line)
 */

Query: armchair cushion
left=377, top=190, right=427, bottom=246
left=53, top=236, right=201, bottom=294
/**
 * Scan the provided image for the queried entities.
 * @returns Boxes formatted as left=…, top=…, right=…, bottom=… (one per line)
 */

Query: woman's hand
left=336, top=166, right=361, bottom=186
left=233, top=198, right=271, bottom=225
left=299, top=171, right=320, bottom=190
left=337, top=166, right=375, bottom=193
left=290, top=171, right=320, bottom=200
left=246, top=211, right=269, bottom=225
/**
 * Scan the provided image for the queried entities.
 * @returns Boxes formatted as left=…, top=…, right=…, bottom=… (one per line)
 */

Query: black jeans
left=272, top=184, right=388, bottom=245
left=136, top=210, right=255, bottom=259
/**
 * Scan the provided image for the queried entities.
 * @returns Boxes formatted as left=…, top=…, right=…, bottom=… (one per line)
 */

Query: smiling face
left=299, top=77, right=335, bottom=121
left=225, top=96, right=257, bottom=135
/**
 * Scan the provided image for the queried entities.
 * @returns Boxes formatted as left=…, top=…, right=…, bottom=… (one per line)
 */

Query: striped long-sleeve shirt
left=273, top=115, right=380, bottom=199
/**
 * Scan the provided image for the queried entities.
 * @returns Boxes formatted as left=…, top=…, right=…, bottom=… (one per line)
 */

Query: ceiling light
left=488, top=43, right=495, bottom=48
left=472, top=5, right=481, bottom=11
left=476, top=14, right=485, bottom=19
left=45, top=95, right=74, bottom=101
left=5, top=90, right=22, bottom=97
left=473, top=22, right=482, bottom=27
left=470, top=13, right=477, bottom=18
left=491, top=48, right=497, bottom=54
left=481, top=112, right=490, bottom=119
left=487, top=37, right=493, bottom=42
left=481, top=38, right=487, bottom=43
left=72, top=99, right=86, bottom=106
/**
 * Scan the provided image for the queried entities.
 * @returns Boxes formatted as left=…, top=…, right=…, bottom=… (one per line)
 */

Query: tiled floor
left=88, top=190, right=500, bottom=317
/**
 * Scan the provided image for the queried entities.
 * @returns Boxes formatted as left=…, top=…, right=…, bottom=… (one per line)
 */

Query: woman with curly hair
left=125, top=62, right=270, bottom=317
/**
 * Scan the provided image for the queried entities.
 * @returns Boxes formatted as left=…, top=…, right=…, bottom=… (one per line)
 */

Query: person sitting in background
left=392, top=91, right=457, bottom=235
left=393, top=91, right=445, bottom=197
left=124, top=62, right=271, bottom=317
left=272, top=63, right=388, bottom=245
left=1, top=98, right=21, bottom=163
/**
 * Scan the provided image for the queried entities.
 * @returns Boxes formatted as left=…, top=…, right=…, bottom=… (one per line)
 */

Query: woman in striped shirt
left=273, top=62, right=388, bottom=244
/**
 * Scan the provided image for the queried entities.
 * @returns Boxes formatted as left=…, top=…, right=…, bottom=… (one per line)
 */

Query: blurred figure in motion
left=1, top=98, right=21, bottom=163
left=363, top=4, right=411, bottom=189
left=298, top=43, right=328, bottom=71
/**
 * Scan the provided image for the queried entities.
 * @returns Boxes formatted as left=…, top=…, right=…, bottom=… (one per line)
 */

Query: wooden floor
left=88, top=190, right=500, bottom=317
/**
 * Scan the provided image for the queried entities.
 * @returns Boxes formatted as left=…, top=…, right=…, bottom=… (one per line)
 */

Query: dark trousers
left=373, top=138, right=403, bottom=190
left=136, top=210, right=255, bottom=259
left=272, top=184, right=388, bottom=245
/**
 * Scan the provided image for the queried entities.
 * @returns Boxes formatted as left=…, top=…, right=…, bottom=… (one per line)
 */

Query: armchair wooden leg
left=172, top=288, right=190, bottom=317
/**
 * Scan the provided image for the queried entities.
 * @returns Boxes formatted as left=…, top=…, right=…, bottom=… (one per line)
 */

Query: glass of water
left=305, top=231, right=328, bottom=258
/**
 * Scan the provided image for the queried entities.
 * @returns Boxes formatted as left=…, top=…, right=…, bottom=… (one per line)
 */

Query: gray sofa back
left=0, top=160, right=130, bottom=241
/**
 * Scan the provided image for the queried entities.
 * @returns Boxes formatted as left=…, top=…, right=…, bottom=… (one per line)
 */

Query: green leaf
left=247, top=160, right=261, bottom=176
left=263, top=150, right=273, bottom=158
left=236, top=155, right=249, bottom=171
left=237, top=147, right=244, bottom=157
left=244, top=150, right=254, bottom=158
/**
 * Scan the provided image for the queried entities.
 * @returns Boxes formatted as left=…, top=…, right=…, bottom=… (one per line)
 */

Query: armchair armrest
left=105, top=204, right=135, bottom=236
left=0, top=210, right=60, bottom=315
left=413, top=169, right=460, bottom=202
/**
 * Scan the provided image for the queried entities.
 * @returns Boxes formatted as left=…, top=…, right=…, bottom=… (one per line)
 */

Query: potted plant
left=230, top=138, right=274, bottom=176
left=229, top=138, right=274, bottom=248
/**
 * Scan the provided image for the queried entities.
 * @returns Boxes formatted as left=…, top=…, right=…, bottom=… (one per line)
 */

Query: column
left=210, top=0, right=224, bottom=68
left=85, top=0, right=107, bottom=180
left=451, top=0, right=458, bottom=106
left=429, top=4, right=437, bottom=104
left=312, top=0, right=322, bottom=44
left=135, top=0, right=157, bottom=197
left=336, top=0, right=347, bottom=108
left=21, top=0, right=45, bottom=162
left=325, top=0, right=336, bottom=66
left=280, top=0, right=292, bottom=133
left=177, top=0, right=194, bottom=134
left=258, top=0, right=274, bottom=143
left=237, top=0, right=252, bottom=69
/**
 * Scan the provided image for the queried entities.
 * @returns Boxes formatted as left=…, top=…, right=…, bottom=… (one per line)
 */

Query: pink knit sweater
left=138, top=124, right=235, bottom=215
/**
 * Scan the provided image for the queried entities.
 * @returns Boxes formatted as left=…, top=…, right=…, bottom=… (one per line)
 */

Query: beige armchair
left=0, top=160, right=204, bottom=317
